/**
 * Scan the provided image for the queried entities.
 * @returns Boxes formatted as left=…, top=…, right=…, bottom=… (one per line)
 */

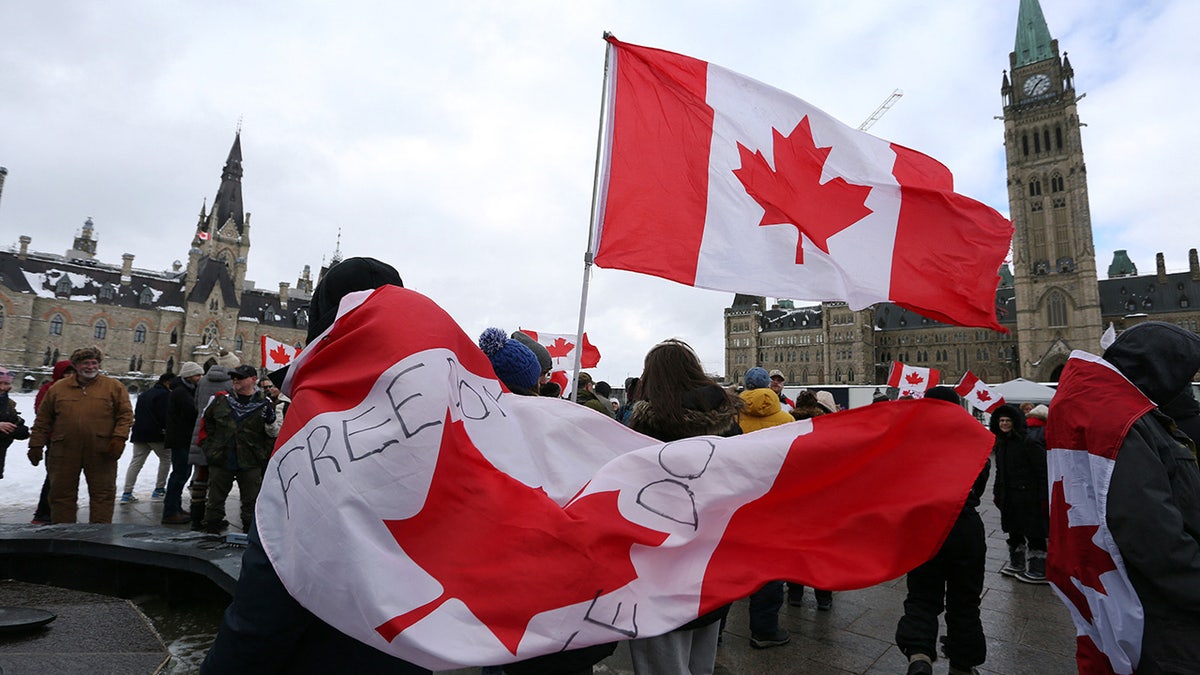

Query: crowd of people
left=2, top=258, right=1197, bottom=675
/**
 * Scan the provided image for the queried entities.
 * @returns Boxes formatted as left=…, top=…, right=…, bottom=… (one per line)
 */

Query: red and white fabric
left=954, top=371, right=1005, bottom=413
left=887, top=361, right=939, bottom=399
left=1046, top=350, right=1156, bottom=674
left=593, top=36, right=1012, bottom=331
left=258, top=286, right=994, bottom=669
left=261, top=335, right=299, bottom=373
left=516, top=329, right=601, bottom=393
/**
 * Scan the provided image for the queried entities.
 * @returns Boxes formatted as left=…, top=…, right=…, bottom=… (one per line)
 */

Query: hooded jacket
left=989, top=403, right=1047, bottom=538
left=189, top=366, right=234, bottom=465
left=1100, top=321, right=1200, bottom=671
left=738, top=387, right=795, bottom=433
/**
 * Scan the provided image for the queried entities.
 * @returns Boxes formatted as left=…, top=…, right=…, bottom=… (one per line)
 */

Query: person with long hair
left=625, top=339, right=742, bottom=674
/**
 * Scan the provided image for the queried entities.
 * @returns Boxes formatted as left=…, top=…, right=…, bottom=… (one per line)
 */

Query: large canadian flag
left=261, top=335, right=299, bottom=373
left=954, top=370, right=1005, bottom=413
left=888, top=361, right=939, bottom=399
left=516, top=329, right=601, bottom=394
left=593, top=36, right=1012, bottom=331
left=260, top=286, right=993, bottom=670
left=1046, top=351, right=1155, bottom=674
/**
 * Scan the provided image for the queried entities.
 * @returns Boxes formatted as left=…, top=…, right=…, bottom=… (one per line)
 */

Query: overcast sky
left=2, top=1, right=1196, bottom=384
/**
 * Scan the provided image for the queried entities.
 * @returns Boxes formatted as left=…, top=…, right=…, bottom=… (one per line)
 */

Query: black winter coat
left=130, top=381, right=170, bottom=443
left=164, top=379, right=198, bottom=449
left=990, top=404, right=1048, bottom=538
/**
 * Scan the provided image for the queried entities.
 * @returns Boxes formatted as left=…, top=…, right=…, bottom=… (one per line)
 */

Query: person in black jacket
left=121, top=372, right=173, bottom=503
left=1100, top=321, right=1200, bottom=673
left=0, top=367, right=31, bottom=479
left=625, top=339, right=742, bottom=674
left=202, top=257, right=428, bottom=675
left=895, top=387, right=990, bottom=675
left=162, top=361, right=203, bottom=524
left=990, top=403, right=1049, bottom=583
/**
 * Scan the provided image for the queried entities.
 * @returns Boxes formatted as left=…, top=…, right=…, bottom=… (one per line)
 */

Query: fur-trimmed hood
left=989, top=403, right=1027, bottom=437
left=627, top=384, right=741, bottom=443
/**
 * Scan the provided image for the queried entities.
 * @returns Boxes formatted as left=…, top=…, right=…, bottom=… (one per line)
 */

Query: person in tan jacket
left=28, top=346, right=133, bottom=523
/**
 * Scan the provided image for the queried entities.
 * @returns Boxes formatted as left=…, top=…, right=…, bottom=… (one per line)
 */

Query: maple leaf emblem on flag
left=374, top=413, right=668, bottom=653
left=1046, top=479, right=1117, bottom=624
left=733, top=116, right=874, bottom=264
left=904, top=371, right=925, bottom=386
left=546, top=337, right=575, bottom=359
left=976, top=389, right=991, bottom=402
left=268, top=344, right=292, bottom=366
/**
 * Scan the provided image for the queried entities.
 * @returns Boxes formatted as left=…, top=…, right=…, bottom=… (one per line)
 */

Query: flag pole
left=569, top=32, right=614, bottom=403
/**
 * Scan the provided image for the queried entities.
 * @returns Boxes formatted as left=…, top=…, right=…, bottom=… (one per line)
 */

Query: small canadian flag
left=887, top=361, right=939, bottom=399
left=261, top=335, right=299, bottom=373
left=954, top=371, right=1005, bottom=413
left=198, top=229, right=210, bottom=241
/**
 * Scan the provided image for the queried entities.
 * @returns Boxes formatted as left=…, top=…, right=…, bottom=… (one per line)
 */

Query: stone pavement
left=0, top=479, right=1079, bottom=674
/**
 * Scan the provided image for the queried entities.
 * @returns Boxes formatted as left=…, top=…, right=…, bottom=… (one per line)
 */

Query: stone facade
left=0, top=133, right=316, bottom=392
left=723, top=1, right=1199, bottom=388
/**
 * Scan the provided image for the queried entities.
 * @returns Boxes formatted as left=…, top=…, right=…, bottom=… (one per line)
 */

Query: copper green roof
left=1014, top=0, right=1054, bottom=67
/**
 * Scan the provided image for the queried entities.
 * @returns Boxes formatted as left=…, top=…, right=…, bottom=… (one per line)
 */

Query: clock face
left=1023, top=73, right=1051, bottom=97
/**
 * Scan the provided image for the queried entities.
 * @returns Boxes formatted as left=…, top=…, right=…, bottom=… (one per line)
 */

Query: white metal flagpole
left=569, top=33, right=616, bottom=403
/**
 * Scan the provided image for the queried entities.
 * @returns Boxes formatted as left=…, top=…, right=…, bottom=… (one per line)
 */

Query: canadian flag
left=517, top=329, right=601, bottom=394
left=260, top=335, right=299, bottom=373
left=593, top=36, right=1012, bottom=331
left=258, top=286, right=994, bottom=669
left=954, top=371, right=1005, bottom=413
left=887, top=361, right=939, bottom=399
left=1046, top=351, right=1155, bottom=674
left=198, top=229, right=210, bottom=241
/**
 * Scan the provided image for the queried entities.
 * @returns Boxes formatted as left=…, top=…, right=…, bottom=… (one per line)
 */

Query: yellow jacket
left=738, top=388, right=794, bottom=433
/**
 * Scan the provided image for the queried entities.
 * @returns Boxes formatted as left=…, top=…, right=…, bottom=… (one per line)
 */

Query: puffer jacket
left=738, top=387, right=795, bottom=433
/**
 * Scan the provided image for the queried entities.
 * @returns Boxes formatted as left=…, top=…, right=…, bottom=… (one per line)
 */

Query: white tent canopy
left=992, top=378, right=1057, bottom=405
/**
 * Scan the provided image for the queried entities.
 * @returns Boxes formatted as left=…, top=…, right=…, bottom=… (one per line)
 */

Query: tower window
left=1043, top=129, right=1051, bottom=153
left=1029, top=178, right=1042, bottom=197
left=1056, top=126, right=1063, bottom=150
left=170, top=328, right=178, bottom=345
left=1051, top=174, right=1064, bottom=192
left=1047, top=292, right=1068, bottom=327
left=1022, top=134, right=1029, bottom=156
left=1034, top=133, right=1041, bottom=153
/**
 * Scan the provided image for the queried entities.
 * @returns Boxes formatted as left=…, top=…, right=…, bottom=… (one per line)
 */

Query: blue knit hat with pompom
left=478, top=327, right=541, bottom=393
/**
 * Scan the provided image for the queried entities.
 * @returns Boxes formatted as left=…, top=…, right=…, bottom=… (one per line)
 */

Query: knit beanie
left=216, top=350, right=241, bottom=369
left=178, top=361, right=204, bottom=378
left=479, top=327, right=541, bottom=393
left=744, top=367, right=770, bottom=390
left=511, top=331, right=553, bottom=373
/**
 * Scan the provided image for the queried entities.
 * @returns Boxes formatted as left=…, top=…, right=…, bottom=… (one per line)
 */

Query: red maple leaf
left=268, top=344, right=292, bottom=366
left=1046, top=479, right=1118, bottom=623
left=374, top=413, right=668, bottom=653
left=546, top=337, right=575, bottom=360
left=904, top=371, right=925, bottom=386
left=976, top=389, right=992, bottom=402
left=733, top=116, right=873, bottom=264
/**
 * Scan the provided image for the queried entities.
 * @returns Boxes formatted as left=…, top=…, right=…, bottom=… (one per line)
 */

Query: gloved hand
left=28, top=446, right=43, bottom=466
left=106, top=437, right=126, bottom=459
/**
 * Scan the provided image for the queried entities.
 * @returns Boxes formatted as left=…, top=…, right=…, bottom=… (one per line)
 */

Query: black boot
left=190, top=480, right=207, bottom=531
left=1000, top=544, right=1026, bottom=578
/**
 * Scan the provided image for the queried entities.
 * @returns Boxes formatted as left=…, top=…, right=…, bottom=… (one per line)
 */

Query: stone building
left=724, top=0, right=1199, bottom=388
left=0, top=133, right=316, bottom=391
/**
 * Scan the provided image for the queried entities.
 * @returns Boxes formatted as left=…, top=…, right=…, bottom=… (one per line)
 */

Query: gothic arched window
left=1047, top=292, right=1068, bottom=327
left=134, top=324, right=147, bottom=343
left=1029, top=178, right=1042, bottom=197
left=94, top=319, right=107, bottom=340
left=49, top=314, right=64, bottom=336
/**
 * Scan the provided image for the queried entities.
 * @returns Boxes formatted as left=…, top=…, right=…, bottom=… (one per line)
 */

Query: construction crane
left=858, top=89, right=904, bottom=131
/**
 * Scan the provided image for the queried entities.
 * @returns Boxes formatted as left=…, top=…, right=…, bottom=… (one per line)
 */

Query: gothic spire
left=211, top=131, right=245, bottom=234
left=1014, top=0, right=1054, bottom=67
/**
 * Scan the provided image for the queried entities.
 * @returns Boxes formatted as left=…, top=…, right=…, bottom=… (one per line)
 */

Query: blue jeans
left=163, top=445, right=191, bottom=517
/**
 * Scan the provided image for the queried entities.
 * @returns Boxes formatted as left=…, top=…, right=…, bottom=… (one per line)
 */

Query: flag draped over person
left=258, top=285, right=993, bottom=669
left=1046, top=351, right=1155, bottom=675
left=261, top=335, right=299, bottom=373
left=955, top=371, right=1005, bottom=413
left=592, top=36, right=1012, bottom=331
left=888, top=361, right=940, bottom=398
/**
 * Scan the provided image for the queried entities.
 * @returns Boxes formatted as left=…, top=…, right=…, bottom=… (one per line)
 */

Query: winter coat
left=29, top=374, right=133, bottom=457
left=576, top=388, right=616, bottom=417
left=189, top=366, right=234, bottom=466
left=738, top=387, right=795, bottom=433
left=1102, top=321, right=1200, bottom=672
left=35, top=360, right=75, bottom=416
left=165, top=378, right=199, bottom=449
left=989, top=403, right=1048, bottom=538
left=130, top=381, right=170, bottom=443
left=1160, top=387, right=1200, bottom=448
left=0, top=394, right=30, bottom=452
left=628, top=383, right=741, bottom=631
left=200, top=392, right=275, bottom=470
